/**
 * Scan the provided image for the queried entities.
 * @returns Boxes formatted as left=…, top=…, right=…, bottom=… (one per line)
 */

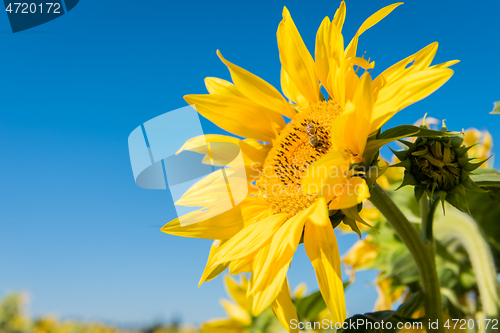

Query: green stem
left=370, top=184, right=444, bottom=332
left=421, top=198, right=440, bottom=243
left=420, top=197, right=430, bottom=241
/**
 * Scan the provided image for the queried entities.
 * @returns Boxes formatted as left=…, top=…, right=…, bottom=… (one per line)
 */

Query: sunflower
left=162, top=2, right=456, bottom=332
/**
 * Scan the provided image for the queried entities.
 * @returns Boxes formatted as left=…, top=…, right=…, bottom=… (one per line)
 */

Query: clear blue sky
left=1, top=0, right=499, bottom=327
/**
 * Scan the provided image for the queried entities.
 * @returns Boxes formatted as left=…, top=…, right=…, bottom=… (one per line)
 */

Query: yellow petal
left=176, top=134, right=267, bottom=167
left=302, top=150, right=350, bottom=195
left=249, top=242, right=278, bottom=315
left=218, top=51, right=296, bottom=119
left=278, top=7, right=319, bottom=107
left=325, top=24, right=346, bottom=107
left=162, top=207, right=243, bottom=240
left=328, top=177, right=370, bottom=210
left=346, top=56, right=374, bottom=70
left=308, top=196, right=329, bottom=227
left=345, top=3, right=403, bottom=59
left=250, top=200, right=329, bottom=314
left=350, top=72, right=374, bottom=160
left=333, top=1, right=346, bottom=31
left=212, top=213, right=289, bottom=265
left=254, top=206, right=314, bottom=290
left=175, top=134, right=271, bottom=187
left=240, top=198, right=275, bottom=226
left=184, top=94, right=285, bottom=142
left=281, top=66, right=307, bottom=108
left=430, top=59, right=460, bottom=69
left=314, top=6, right=348, bottom=101
left=373, top=43, right=439, bottom=91
left=330, top=73, right=373, bottom=163
left=161, top=197, right=270, bottom=240
left=371, top=68, right=454, bottom=132
left=304, top=217, right=346, bottom=324
left=229, top=256, right=253, bottom=275
left=199, top=240, right=229, bottom=286
left=174, top=168, right=240, bottom=207
left=315, top=17, right=331, bottom=94
left=250, top=206, right=313, bottom=314
left=205, top=77, right=245, bottom=97
left=271, top=279, right=299, bottom=333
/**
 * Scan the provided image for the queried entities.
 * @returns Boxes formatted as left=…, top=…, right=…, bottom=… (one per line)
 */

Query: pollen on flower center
left=256, top=100, right=342, bottom=214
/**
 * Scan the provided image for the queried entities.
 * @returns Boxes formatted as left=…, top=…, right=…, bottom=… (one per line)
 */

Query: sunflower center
left=256, top=100, right=342, bottom=214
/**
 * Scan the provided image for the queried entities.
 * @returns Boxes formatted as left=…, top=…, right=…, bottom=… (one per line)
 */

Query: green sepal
left=450, top=135, right=464, bottom=148
left=440, top=119, right=448, bottom=131
left=342, top=206, right=378, bottom=234
left=391, top=159, right=412, bottom=169
left=460, top=168, right=471, bottom=182
left=446, top=185, right=469, bottom=213
left=342, top=217, right=362, bottom=238
left=461, top=177, right=486, bottom=193
left=329, top=210, right=345, bottom=229
left=457, top=156, right=473, bottom=167
left=396, top=172, right=417, bottom=190
left=389, top=146, right=409, bottom=161
left=398, top=139, right=417, bottom=150
left=420, top=113, right=429, bottom=128
left=455, top=144, right=476, bottom=157
left=436, top=190, right=448, bottom=214
left=414, top=186, right=425, bottom=202
left=462, top=156, right=492, bottom=172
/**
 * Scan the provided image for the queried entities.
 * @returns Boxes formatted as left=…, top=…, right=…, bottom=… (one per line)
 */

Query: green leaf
left=338, top=292, right=424, bottom=333
left=470, top=168, right=500, bottom=188
left=378, top=125, right=460, bottom=141
left=491, top=101, right=500, bottom=114
left=294, top=290, right=327, bottom=322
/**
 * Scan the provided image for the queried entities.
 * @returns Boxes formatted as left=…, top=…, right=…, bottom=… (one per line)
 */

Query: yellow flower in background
left=342, top=235, right=378, bottom=282
left=373, top=277, right=406, bottom=311
left=0, top=294, right=30, bottom=332
left=162, top=2, right=457, bottom=332
left=292, top=283, right=308, bottom=299
left=464, top=129, right=494, bottom=168
left=200, top=275, right=252, bottom=333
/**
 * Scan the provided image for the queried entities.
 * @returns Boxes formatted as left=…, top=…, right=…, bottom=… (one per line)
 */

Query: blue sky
left=0, top=0, right=499, bottom=327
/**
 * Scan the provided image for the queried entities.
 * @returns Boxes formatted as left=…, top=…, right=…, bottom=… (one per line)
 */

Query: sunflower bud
left=392, top=125, right=488, bottom=213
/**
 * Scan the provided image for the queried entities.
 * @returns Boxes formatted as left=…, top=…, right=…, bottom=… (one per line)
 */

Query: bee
left=305, top=122, right=321, bottom=148
left=308, top=135, right=320, bottom=148
left=306, top=123, right=316, bottom=136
